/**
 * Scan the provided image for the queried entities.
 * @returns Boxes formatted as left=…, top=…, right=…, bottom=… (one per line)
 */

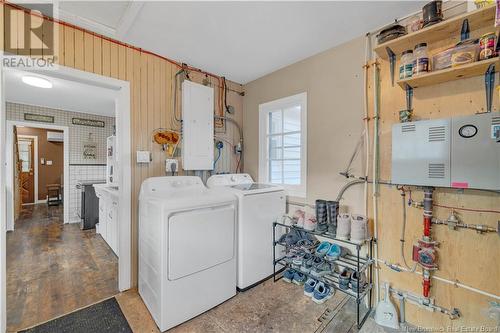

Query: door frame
left=7, top=123, right=68, bottom=230
left=16, top=134, right=39, bottom=206
left=0, top=63, right=132, bottom=332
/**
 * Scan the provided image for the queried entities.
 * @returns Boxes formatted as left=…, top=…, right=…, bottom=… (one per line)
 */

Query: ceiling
left=5, top=69, right=117, bottom=117
left=54, top=1, right=425, bottom=84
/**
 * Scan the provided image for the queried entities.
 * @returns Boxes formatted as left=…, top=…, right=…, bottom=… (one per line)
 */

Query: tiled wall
left=7, top=102, right=115, bottom=223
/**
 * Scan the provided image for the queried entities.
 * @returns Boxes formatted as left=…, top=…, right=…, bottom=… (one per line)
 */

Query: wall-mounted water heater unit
left=181, top=80, right=214, bottom=170
left=392, top=112, right=500, bottom=190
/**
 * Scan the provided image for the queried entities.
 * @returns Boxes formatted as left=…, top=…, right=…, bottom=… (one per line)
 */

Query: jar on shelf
left=399, top=50, right=414, bottom=80
left=479, top=32, right=497, bottom=60
left=413, top=43, right=430, bottom=75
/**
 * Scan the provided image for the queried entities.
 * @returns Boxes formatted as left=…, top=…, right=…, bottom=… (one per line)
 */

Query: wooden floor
left=7, top=204, right=119, bottom=332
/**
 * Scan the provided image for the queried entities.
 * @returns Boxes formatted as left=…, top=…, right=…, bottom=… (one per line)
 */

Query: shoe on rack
left=283, top=268, right=296, bottom=283
left=312, top=282, right=334, bottom=304
left=350, top=271, right=367, bottom=293
left=338, top=268, right=352, bottom=290
left=325, top=243, right=343, bottom=261
left=300, top=254, right=316, bottom=274
left=278, top=230, right=301, bottom=246
left=299, top=253, right=314, bottom=273
left=315, top=241, right=331, bottom=257
left=293, top=209, right=305, bottom=228
left=311, top=260, right=333, bottom=278
left=292, top=272, right=307, bottom=285
left=304, top=215, right=317, bottom=231
left=292, top=251, right=307, bottom=268
left=304, top=278, right=318, bottom=297
left=297, top=238, right=318, bottom=253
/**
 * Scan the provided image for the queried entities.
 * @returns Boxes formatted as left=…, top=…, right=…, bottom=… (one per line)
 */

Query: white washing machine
left=138, top=176, right=237, bottom=332
left=206, top=173, right=286, bottom=290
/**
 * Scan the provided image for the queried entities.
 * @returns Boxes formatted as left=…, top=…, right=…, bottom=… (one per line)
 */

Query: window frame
left=258, top=92, right=307, bottom=198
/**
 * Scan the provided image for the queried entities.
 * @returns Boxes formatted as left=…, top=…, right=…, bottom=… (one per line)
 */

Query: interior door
left=18, top=138, right=35, bottom=204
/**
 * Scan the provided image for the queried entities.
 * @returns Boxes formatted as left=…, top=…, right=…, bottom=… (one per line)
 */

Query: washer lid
left=229, top=183, right=284, bottom=195
left=206, top=173, right=253, bottom=187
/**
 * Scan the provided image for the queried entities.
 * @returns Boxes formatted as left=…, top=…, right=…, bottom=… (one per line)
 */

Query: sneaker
left=283, top=268, right=296, bottom=283
left=304, top=216, right=317, bottom=231
left=278, top=230, right=301, bottom=246
left=350, top=271, right=367, bottom=293
left=311, top=260, right=333, bottom=278
left=304, top=278, right=318, bottom=297
left=297, top=239, right=318, bottom=253
left=325, top=244, right=343, bottom=261
left=299, top=253, right=313, bottom=273
left=292, top=251, right=307, bottom=268
left=312, top=282, right=334, bottom=304
left=338, top=268, right=351, bottom=290
left=315, top=241, right=331, bottom=257
left=293, top=209, right=305, bottom=228
left=292, top=272, right=307, bottom=285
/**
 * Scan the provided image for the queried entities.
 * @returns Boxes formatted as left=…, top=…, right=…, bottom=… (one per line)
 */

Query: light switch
left=46, top=160, right=53, bottom=166
left=136, top=151, right=151, bottom=163
left=41, top=158, right=45, bottom=165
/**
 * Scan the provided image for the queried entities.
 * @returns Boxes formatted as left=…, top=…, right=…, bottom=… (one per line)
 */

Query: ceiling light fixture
left=22, top=75, right=53, bottom=89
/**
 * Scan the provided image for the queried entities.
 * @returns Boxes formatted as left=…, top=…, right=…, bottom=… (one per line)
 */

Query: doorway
left=17, top=135, right=37, bottom=205
left=6, top=121, right=69, bottom=231
left=0, top=63, right=132, bottom=333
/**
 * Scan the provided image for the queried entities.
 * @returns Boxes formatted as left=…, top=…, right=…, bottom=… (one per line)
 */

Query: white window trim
left=259, top=92, right=307, bottom=198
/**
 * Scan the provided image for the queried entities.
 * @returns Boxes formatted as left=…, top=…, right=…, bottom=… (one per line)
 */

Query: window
left=18, top=139, right=32, bottom=172
left=259, top=92, right=307, bottom=197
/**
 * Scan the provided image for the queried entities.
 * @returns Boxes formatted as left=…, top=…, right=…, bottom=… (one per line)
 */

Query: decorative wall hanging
left=72, top=117, right=105, bottom=128
left=24, top=113, right=54, bottom=123
left=83, top=133, right=97, bottom=160
left=151, top=128, right=181, bottom=157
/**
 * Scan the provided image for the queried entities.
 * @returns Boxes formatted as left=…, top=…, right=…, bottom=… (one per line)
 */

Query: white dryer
left=206, top=173, right=286, bottom=290
left=138, top=176, right=237, bottom=332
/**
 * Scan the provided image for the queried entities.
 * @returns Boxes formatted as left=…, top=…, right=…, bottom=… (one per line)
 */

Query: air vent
left=428, top=126, right=446, bottom=142
left=428, top=163, right=445, bottom=179
left=401, top=124, right=416, bottom=133
left=492, top=116, right=500, bottom=125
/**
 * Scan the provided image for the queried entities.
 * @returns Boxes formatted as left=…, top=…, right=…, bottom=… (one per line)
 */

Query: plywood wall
left=1, top=3, right=244, bottom=286
left=367, top=8, right=500, bottom=329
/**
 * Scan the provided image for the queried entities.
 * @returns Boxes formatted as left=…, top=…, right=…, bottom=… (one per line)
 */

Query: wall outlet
left=165, top=159, right=179, bottom=173
left=136, top=151, right=151, bottom=163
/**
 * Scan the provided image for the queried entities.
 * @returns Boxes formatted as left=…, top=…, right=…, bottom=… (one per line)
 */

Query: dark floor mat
left=18, top=298, right=132, bottom=333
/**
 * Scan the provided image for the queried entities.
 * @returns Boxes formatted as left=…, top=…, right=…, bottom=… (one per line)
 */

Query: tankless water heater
left=392, top=112, right=500, bottom=190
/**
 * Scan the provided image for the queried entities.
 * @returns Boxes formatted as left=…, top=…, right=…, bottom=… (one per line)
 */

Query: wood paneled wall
left=1, top=3, right=244, bottom=286
left=367, top=6, right=500, bottom=329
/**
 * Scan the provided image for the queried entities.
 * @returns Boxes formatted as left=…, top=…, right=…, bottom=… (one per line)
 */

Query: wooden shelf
left=374, top=5, right=496, bottom=60
left=397, top=57, right=499, bottom=88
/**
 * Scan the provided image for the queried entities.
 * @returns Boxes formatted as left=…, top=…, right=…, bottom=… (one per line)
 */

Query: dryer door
left=167, top=204, right=235, bottom=280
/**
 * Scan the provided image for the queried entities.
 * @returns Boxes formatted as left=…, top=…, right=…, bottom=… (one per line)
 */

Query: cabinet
left=94, top=185, right=119, bottom=256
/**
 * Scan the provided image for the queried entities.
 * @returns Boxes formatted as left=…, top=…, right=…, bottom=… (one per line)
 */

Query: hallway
left=6, top=204, right=118, bottom=332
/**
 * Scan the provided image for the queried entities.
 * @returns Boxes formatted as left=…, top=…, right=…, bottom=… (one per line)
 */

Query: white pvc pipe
left=378, top=259, right=500, bottom=301
left=372, top=58, right=380, bottom=303
left=363, top=35, right=370, bottom=220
